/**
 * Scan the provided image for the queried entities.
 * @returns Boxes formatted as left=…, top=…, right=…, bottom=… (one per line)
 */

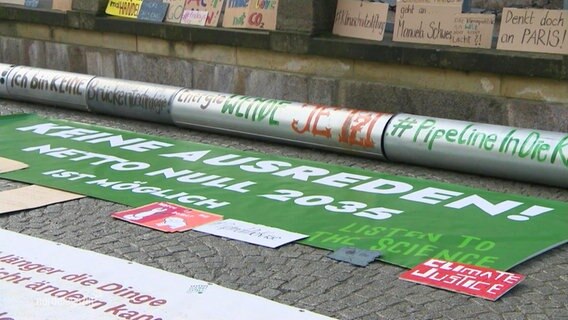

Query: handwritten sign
left=452, top=13, right=495, bottom=48
left=497, top=8, right=568, bottom=55
left=181, top=9, right=208, bottom=26
left=205, top=0, right=225, bottom=27
left=164, top=0, right=185, bottom=23
left=223, top=0, right=278, bottom=30
left=333, top=0, right=389, bottom=41
left=393, top=3, right=461, bottom=45
left=194, top=219, right=308, bottom=248
left=223, top=0, right=251, bottom=29
left=24, top=0, right=52, bottom=8
left=24, top=0, right=38, bottom=7
left=138, top=0, right=169, bottom=22
left=106, top=0, right=143, bottom=19
left=183, top=0, right=225, bottom=26
left=400, top=259, right=525, bottom=300
left=246, top=0, right=278, bottom=30
left=183, top=0, right=203, bottom=10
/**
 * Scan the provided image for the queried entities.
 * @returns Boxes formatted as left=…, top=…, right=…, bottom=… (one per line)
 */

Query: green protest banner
left=1, top=114, right=566, bottom=270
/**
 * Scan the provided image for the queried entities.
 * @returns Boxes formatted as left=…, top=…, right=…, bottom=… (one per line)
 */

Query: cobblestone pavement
left=1, top=100, right=567, bottom=320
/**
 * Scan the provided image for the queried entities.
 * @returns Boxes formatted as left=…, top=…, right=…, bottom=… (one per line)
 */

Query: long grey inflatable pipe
left=1, top=63, right=566, bottom=188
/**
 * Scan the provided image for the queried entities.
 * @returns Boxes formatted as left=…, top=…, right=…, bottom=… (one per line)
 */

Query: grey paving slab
left=0, top=100, right=567, bottom=320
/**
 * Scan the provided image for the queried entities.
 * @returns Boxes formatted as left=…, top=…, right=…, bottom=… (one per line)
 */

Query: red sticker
left=112, top=202, right=223, bottom=232
left=400, top=259, right=524, bottom=301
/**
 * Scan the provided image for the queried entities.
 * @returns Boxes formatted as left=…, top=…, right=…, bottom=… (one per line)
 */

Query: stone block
left=0, top=22, right=17, bottom=38
left=173, top=42, right=238, bottom=65
left=22, top=39, right=47, bottom=68
left=404, top=87, right=507, bottom=125
left=501, top=76, right=568, bottom=104
left=115, top=51, right=192, bottom=87
left=45, top=42, right=70, bottom=71
left=337, top=80, right=411, bottom=114
left=192, top=44, right=237, bottom=65
left=0, top=37, right=47, bottom=69
left=67, top=10, right=98, bottom=30
left=277, top=0, right=314, bottom=33
left=337, top=79, right=508, bottom=126
left=45, top=42, right=87, bottom=73
left=86, top=49, right=116, bottom=77
left=277, top=0, right=337, bottom=34
left=269, top=31, right=311, bottom=54
left=72, top=0, right=108, bottom=13
left=237, top=47, right=352, bottom=78
left=0, top=37, right=25, bottom=65
left=102, top=32, right=137, bottom=52
left=192, top=62, right=239, bottom=94
left=353, top=60, right=501, bottom=97
left=15, top=23, right=51, bottom=41
left=308, top=77, right=338, bottom=106
left=52, top=27, right=104, bottom=48
left=173, top=42, right=193, bottom=60
left=239, top=68, right=309, bottom=102
left=137, top=36, right=171, bottom=57
left=506, top=100, right=568, bottom=132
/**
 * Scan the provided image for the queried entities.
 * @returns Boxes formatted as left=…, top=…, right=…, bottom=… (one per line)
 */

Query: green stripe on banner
left=1, top=114, right=567, bottom=270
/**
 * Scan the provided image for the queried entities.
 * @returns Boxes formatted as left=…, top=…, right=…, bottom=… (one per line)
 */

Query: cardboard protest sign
left=400, top=259, right=524, bottom=300
left=106, top=0, right=143, bottom=19
left=222, top=0, right=249, bottom=28
left=194, top=219, right=308, bottom=248
left=223, top=0, right=278, bottom=30
left=452, top=13, right=495, bottom=48
left=164, top=0, right=185, bottom=22
left=51, top=0, right=71, bottom=11
left=204, top=0, right=225, bottom=27
left=24, top=0, right=51, bottom=8
left=393, top=3, right=461, bottom=46
left=333, top=0, right=389, bottom=41
left=245, top=0, right=278, bottom=30
left=183, top=0, right=203, bottom=11
left=0, top=229, right=331, bottom=319
left=181, top=9, right=209, bottom=26
left=0, top=185, right=84, bottom=214
left=24, top=0, right=38, bottom=7
left=112, top=202, right=223, bottom=232
left=0, top=114, right=567, bottom=270
left=138, top=0, right=169, bottom=22
left=184, top=0, right=225, bottom=27
left=0, top=0, right=24, bottom=5
left=497, top=8, right=568, bottom=55
left=0, top=157, right=27, bottom=174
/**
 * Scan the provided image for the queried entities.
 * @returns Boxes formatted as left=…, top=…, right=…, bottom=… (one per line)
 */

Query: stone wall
left=1, top=31, right=566, bottom=132
left=0, top=4, right=567, bottom=132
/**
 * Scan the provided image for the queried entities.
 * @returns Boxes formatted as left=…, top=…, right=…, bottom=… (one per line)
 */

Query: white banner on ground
left=0, top=229, right=331, bottom=320
left=194, top=219, right=309, bottom=248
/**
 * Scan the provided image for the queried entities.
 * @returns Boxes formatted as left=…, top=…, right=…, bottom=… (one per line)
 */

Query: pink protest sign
left=400, top=259, right=524, bottom=300
left=112, top=202, right=223, bottom=232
